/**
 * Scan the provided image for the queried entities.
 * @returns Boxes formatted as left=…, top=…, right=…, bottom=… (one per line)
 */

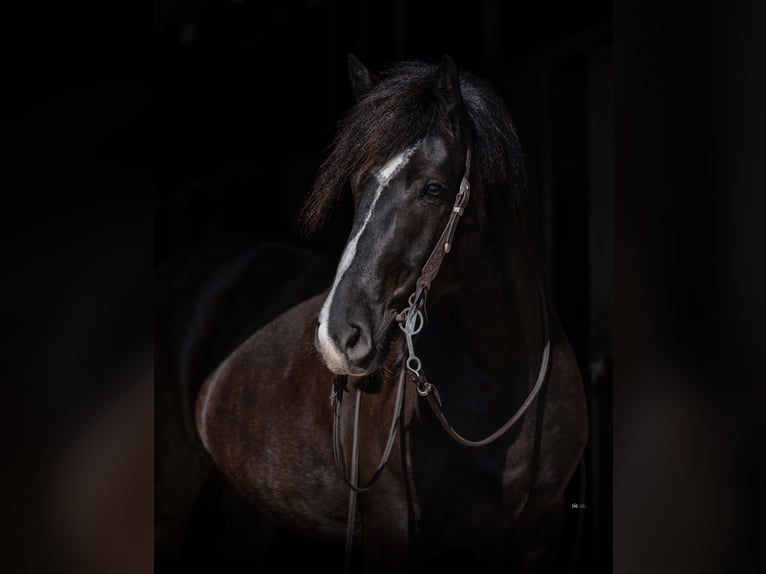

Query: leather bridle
left=330, top=145, right=551, bottom=571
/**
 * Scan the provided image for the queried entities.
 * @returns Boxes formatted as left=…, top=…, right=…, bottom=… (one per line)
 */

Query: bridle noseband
left=330, top=145, right=551, bottom=571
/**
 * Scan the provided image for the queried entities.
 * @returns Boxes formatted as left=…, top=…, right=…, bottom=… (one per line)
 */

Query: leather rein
left=330, top=146, right=551, bottom=571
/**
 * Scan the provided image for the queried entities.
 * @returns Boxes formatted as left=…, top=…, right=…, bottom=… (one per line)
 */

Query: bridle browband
left=330, top=145, right=551, bottom=572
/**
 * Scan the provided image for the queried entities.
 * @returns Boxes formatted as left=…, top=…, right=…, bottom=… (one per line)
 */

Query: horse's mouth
left=371, top=308, right=403, bottom=373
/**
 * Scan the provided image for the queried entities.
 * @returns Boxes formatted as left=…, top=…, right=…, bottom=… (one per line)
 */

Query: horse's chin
left=318, top=346, right=379, bottom=377
left=341, top=363, right=377, bottom=377
left=338, top=346, right=388, bottom=378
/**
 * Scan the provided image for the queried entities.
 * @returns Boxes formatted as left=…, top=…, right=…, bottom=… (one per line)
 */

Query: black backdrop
left=154, top=1, right=612, bottom=572
left=3, top=1, right=766, bottom=572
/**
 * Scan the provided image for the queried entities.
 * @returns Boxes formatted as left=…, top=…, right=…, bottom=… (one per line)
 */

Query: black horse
left=157, top=55, right=588, bottom=573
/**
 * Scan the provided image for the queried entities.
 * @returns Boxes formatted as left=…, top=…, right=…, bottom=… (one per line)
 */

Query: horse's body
left=160, top=56, right=588, bottom=573
left=155, top=236, right=337, bottom=569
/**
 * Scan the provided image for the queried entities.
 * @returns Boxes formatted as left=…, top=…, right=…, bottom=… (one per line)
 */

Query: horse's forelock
left=298, top=67, right=432, bottom=235
left=298, top=60, right=524, bottom=235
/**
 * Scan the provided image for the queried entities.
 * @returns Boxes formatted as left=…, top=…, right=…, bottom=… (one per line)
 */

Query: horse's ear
left=433, top=54, right=463, bottom=134
left=348, top=53, right=379, bottom=101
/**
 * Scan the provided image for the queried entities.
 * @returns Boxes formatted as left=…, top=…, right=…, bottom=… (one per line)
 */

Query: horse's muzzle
left=316, top=316, right=379, bottom=376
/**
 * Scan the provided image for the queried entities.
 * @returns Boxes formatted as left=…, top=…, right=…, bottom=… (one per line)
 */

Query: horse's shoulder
left=210, top=291, right=329, bottom=388
left=238, top=291, right=326, bottom=349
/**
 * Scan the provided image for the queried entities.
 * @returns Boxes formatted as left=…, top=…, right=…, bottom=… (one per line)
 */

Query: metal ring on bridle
left=416, top=379, right=432, bottom=396
left=398, top=307, right=424, bottom=336
left=406, top=356, right=421, bottom=375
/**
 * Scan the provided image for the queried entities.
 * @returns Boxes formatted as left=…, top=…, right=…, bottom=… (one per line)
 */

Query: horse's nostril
left=344, top=325, right=361, bottom=350
left=341, top=323, right=374, bottom=367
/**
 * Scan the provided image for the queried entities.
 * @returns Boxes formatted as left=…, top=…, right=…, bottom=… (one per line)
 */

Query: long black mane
left=300, top=59, right=526, bottom=233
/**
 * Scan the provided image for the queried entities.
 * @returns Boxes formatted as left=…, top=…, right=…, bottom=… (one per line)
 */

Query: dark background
left=2, top=0, right=766, bottom=573
left=154, top=1, right=612, bottom=573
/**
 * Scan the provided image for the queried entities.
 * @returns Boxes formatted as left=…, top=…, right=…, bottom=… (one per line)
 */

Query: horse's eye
left=423, top=182, right=444, bottom=198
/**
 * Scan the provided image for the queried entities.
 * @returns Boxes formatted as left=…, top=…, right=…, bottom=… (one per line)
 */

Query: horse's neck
left=440, top=230, right=543, bottom=387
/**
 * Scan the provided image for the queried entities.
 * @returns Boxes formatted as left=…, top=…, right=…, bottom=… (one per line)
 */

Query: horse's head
left=303, top=55, right=521, bottom=376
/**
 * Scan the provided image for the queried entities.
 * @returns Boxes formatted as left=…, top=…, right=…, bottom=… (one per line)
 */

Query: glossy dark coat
left=157, top=55, right=588, bottom=573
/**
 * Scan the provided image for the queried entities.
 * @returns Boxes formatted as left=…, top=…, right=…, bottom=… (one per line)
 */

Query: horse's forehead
left=407, top=136, right=466, bottom=179
left=370, top=137, right=453, bottom=176
left=416, top=137, right=453, bottom=164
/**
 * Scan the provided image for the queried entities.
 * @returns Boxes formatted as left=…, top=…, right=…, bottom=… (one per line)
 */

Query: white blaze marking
left=317, top=145, right=417, bottom=373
